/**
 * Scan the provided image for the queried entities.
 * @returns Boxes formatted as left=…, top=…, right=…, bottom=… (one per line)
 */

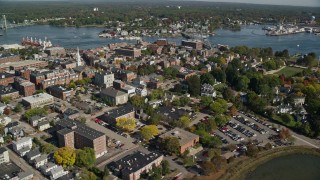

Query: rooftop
left=98, top=104, right=134, bottom=120
left=159, top=127, right=199, bottom=145
left=0, top=60, right=47, bottom=69
left=22, top=93, right=54, bottom=103
left=100, top=87, right=126, bottom=97
left=0, top=147, right=7, bottom=154
left=109, top=151, right=162, bottom=175
left=0, top=162, right=21, bottom=179
left=0, top=72, right=14, bottom=79
left=0, top=85, right=18, bottom=95
left=56, top=118, right=105, bottom=140
left=48, top=85, right=70, bottom=92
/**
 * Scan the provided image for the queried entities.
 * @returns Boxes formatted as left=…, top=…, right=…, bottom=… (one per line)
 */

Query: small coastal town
left=0, top=1, right=320, bottom=180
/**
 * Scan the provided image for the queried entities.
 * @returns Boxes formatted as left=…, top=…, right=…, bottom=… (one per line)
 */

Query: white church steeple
left=76, top=47, right=82, bottom=66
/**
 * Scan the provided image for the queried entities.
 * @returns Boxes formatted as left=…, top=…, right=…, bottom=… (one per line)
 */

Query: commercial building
left=47, top=85, right=75, bottom=100
left=115, top=47, right=141, bottom=58
left=12, top=137, right=33, bottom=156
left=159, top=128, right=199, bottom=154
left=0, top=85, right=19, bottom=100
left=22, top=93, right=54, bottom=108
left=0, top=147, right=9, bottom=164
left=100, top=87, right=128, bottom=106
left=13, top=77, right=36, bottom=97
left=56, top=118, right=107, bottom=158
left=94, top=71, right=115, bottom=88
left=108, top=151, right=163, bottom=180
left=181, top=40, right=203, bottom=50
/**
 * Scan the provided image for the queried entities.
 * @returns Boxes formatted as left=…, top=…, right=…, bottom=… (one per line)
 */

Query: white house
left=33, top=154, right=48, bottom=169
left=49, top=166, right=68, bottom=180
left=0, top=147, right=9, bottom=164
left=201, top=83, right=216, bottom=98
left=0, top=103, right=6, bottom=114
left=0, top=116, right=11, bottom=126
left=37, top=121, right=51, bottom=131
left=40, top=162, right=58, bottom=176
left=12, top=137, right=33, bottom=156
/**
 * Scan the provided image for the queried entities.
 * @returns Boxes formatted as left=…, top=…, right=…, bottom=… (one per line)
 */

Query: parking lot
left=212, top=112, right=279, bottom=146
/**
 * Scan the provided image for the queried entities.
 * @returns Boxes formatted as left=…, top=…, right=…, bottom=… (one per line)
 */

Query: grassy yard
left=271, top=115, right=297, bottom=128
left=275, top=66, right=304, bottom=77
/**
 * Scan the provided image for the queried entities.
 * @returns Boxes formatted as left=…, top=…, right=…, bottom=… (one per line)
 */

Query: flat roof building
left=56, top=118, right=107, bottom=158
left=22, top=93, right=54, bottom=108
left=159, top=128, right=199, bottom=154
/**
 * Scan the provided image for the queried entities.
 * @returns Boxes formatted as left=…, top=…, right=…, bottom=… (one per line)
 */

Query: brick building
left=14, top=77, right=36, bottom=97
left=97, top=104, right=135, bottom=126
left=56, top=118, right=107, bottom=158
left=181, top=40, right=203, bottom=50
left=159, top=128, right=199, bottom=154
left=115, top=47, right=141, bottom=58
left=30, top=69, right=81, bottom=89
left=0, top=72, right=14, bottom=86
left=44, top=47, right=66, bottom=57
left=0, top=85, right=19, bottom=100
left=47, top=85, right=75, bottom=100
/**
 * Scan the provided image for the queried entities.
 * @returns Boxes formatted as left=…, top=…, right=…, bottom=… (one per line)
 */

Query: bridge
left=1, top=15, right=34, bottom=30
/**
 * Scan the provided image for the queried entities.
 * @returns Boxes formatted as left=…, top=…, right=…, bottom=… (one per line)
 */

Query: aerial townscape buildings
left=1, top=1, right=320, bottom=180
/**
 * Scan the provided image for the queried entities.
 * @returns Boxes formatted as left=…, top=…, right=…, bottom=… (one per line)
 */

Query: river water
left=0, top=25, right=319, bottom=55
left=246, top=154, right=320, bottom=180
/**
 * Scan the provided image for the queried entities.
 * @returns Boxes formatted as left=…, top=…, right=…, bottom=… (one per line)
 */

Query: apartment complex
left=56, top=118, right=107, bottom=158
left=22, top=93, right=54, bottom=108
left=30, top=69, right=81, bottom=89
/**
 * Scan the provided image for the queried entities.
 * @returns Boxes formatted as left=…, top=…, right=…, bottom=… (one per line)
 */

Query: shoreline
left=219, top=146, right=320, bottom=180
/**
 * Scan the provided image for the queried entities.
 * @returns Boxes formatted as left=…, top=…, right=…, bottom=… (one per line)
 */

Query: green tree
left=140, top=125, right=159, bottom=141
left=200, top=96, right=213, bottom=108
left=161, top=137, right=180, bottom=155
left=14, top=104, right=22, bottom=113
left=24, top=108, right=48, bottom=121
left=235, top=76, right=250, bottom=91
left=41, top=143, right=57, bottom=154
left=54, top=147, right=76, bottom=168
left=1, top=96, right=12, bottom=104
left=75, top=147, right=96, bottom=168
left=187, top=75, right=201, bottom=97
left=150, top=167, right=162, bottom=180
left=0, top=124, right=4, bottom=135
left=116, top=117, right=136, bottom=132
left=246, top=144, right=259, bottom=157
left=147, top=114, right=162, bottom=125
left=281, top=114, right=295, bottom=124
left=78, top=168, right=97, bottom=180
left=211, top=155, right=227, bottom=170
left=161, top=160, right=170, bottom=175
left=210, top=99, right=228, bottom=115
left=214, top=115, right=230, bottom=127
left=200, top=73, right=216, bottom=85
left=200, top=161, right=216, bottom=175
left=176, top=116, right=191, bottom=128
left=129, top=95, right=145, bottom=108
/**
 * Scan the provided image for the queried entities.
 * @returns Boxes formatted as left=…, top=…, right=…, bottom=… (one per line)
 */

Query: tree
left=210, top=99, right=228, bottom=115
left=161, top=160, right=170, bottom=175
left=24, top=108, right=48, bottom=121
left=116, top=117, right=136, bottom=132
left=75, top=147, right=96, bottom=168
left=78, top=168, right=97, bottom=180
left=1, top=96, right=12, bottom=104
left=207, top=118, right=218, bottom=132
left=129, top=95, right=145, bottom=108
left=140, top=125, right=159, bottom=141
left=200, top=73, right=216, bottom=85
left=200, top=161, right=216, bottom=175
left=3, top=107, right=11, bottom=115
left=54, top=147, right=76, bottom=168
left=211, top=156, right=227, bottom=170
left=78, top=116, right=87, bottom=124
left=151, top=167, right=162, bottom=180
left=187, top=75, right=201, bottom=97
left=279, top=128, right=291, bottom=140
left=246, top=144, right=259, bottom=157
left=0, top=124, right=4, bottom=135
left=281, top=114, right=294, bottom=124
left=214, top=115, right=230, bottom=127
left=147, top=114, right=162, bottom=125
left=41, top=143, right=57, bottom=154
left=161, top=137, right=180, bottom=155
left=176, top=116, right=191, bottom=128
left=104, top=165, right=110, bottom=176
left=229, top=105, right=238, bottom=116
left=14, top=104, right=22, bottom=113
left=200, top=96, right=213, bottom=108
left=207, top=148, right=221, bottom=159
left=235, top=76, right=250, bottom=91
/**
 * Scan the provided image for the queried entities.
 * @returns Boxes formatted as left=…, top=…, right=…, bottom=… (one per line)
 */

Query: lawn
left=275, top=66, right=304, bottom=77
left=271, top=115, right=297, bottom=128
